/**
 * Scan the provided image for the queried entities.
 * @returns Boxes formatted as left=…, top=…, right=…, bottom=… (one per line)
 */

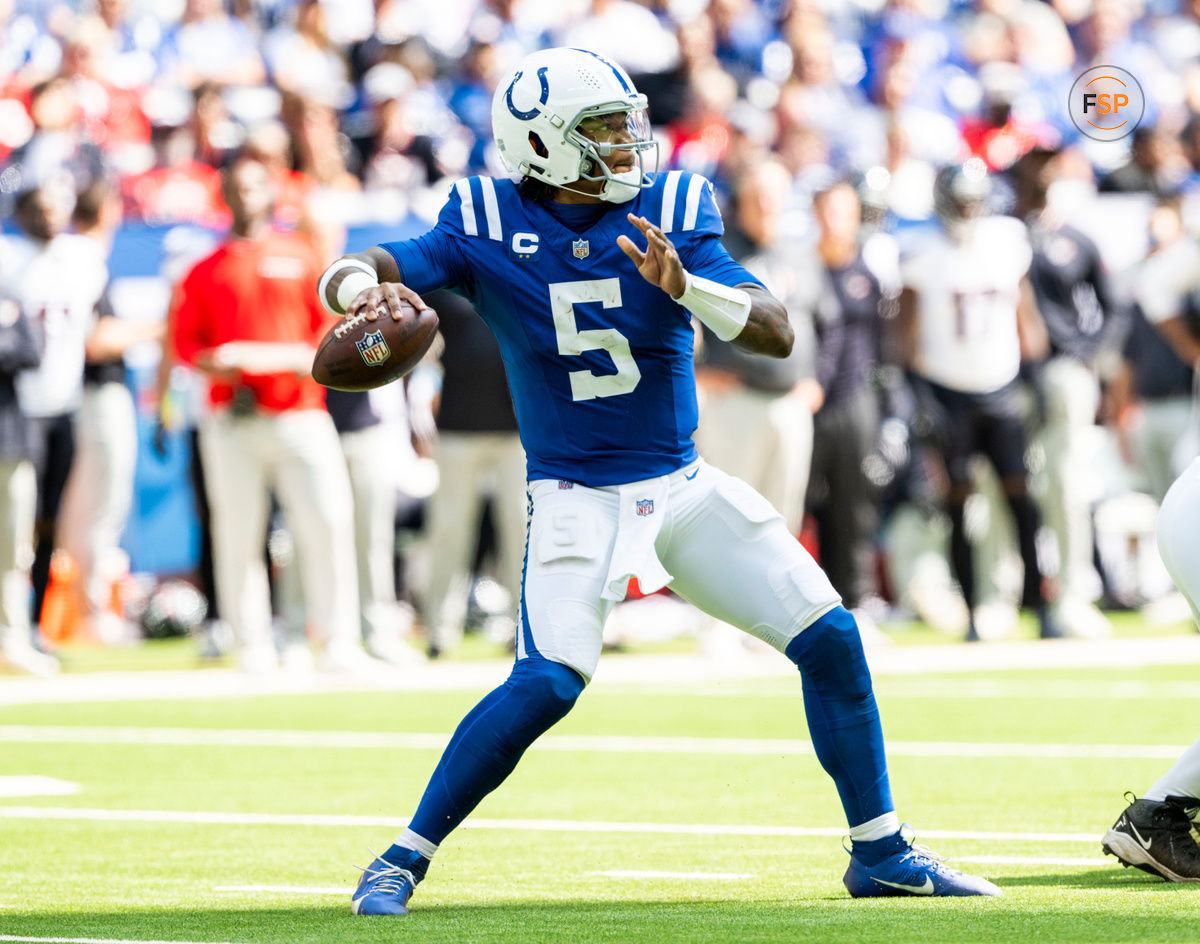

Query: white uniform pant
left=694, top=385, right=813, bottom=534
left=1157, top=457, right=1200, bottom=627
left=339, top=423, right=400, bottom=645
left=520, top=459, right=840, bottom=681
left=198, top=409, right=358, bottom=656
left=423, top=431, right=526, bottom=651
left=59, top=381, right=138, bottom=615
left=0, top=458, right=35, bottom=650
left=1035, top=357, right=1101, bottom=602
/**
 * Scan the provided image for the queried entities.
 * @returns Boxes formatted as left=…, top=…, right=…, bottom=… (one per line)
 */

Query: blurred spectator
left=262, top=0, right=352, bottom=109
left=171, top=154, right=364, bottom=673
left=188, top=82, right=240, bottom=169
left=556, top=0, right=680, bottom=77
left=1014, top=147, right=1120, bottom=637
left=1120, top=194, right=1200, bottom=499
left=0, top=0, right=61, bottom=89
left=418, top=290, right=524, bottom=659
left=1099, top=125, right=1189, bottom=197
left=1, top=75, right=105, bottom=214
left=281, top=92, right=361, bottom=192
left=156, top=0, right=266, bottom=90
left=899, top=161, right=1059, bottom=640
left=325, top=387, right=422, bottom=666
left=93, top=0, right=162, bottom=90
left=60, top=15, right=153, bottom=176
left=360, top=66, right=450, bottom=193
left=120, top=126, right=228, bottom=226
left=59, top=180, right=162, bottom=642
left=806, top=180, right=887, bottom=617
left=959, top=61, right=1055, bottom=172
left=694, top=158, right=821, bottom=536
left=5, top=180, right=109, bottom=647
left=447, top=40, right=500, bottom=173
left=0, top=216, right=44, bottom=674
left=240, top=118, right=315, bottom=228
left=1113, top=303, right=1197, bottom=505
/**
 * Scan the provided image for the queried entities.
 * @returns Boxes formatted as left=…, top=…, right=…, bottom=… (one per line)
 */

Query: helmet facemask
left=565, top=105, right=658, bottom=204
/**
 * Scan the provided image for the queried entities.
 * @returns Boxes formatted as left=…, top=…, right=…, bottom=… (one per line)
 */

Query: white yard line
left=2, top=635, right=1200, bottom=707
left=0, top=725, right=1185, bottom=760
left=0, top=938, right=247, bottom=944
left=0, top=806, right=1104, bottom=843
left=212, top=885, right=346, bottom=895
left=954, top=855, right=1111, bottom=867
left=0, top=776, right=79, bottom=798
left=593, top=870, right=754, bottom=880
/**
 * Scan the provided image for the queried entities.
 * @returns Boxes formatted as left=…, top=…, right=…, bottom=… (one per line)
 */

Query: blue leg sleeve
left=408, top=657, right=585, bottom=844
left=785, top=606, right=894, bottom=827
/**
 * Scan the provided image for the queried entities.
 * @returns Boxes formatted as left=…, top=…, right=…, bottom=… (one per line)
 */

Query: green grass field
left=4, top=633, right=1200, bottom=943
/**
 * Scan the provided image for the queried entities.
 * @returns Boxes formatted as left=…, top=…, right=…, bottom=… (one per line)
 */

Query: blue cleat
left=843, top=829, right=1002, bottom=898
left=351, top=853, right=428, bottom=915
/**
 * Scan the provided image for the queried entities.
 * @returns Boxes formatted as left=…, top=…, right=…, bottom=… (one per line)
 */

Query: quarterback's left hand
left=617, top=215, right=687, bottom=300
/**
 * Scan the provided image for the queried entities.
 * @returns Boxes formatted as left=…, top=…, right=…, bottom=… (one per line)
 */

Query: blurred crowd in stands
left=6, top=0, right=1200, bottom=674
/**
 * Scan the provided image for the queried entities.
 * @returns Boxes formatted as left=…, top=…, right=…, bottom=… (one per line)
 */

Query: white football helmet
left=491, top=47, right=658, bottom=204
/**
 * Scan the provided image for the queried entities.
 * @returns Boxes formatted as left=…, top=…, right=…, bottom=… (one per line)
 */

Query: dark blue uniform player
left=316, top=47, right=1001, bottom=913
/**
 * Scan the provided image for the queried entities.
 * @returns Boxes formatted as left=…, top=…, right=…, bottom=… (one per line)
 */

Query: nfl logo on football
left=355, top=330, right=391, bottom=367
left=635, top=499, right=654, bottom=517
left=572, top=238, right=589, bottom=260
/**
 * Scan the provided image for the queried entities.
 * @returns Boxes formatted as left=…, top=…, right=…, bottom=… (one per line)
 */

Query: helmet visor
left=573, top=105, right=655, bottom=156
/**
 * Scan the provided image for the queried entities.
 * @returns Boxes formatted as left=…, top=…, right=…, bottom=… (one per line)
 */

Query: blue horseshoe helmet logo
left=505, top=66, right=550, bottom=120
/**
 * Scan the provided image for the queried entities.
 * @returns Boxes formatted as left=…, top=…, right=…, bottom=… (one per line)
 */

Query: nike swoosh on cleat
left=871, top=876, right=935, bottom=895
left=1129, top=822, right=1154, bottom=851
left=685, top=469, right=699, bottom=480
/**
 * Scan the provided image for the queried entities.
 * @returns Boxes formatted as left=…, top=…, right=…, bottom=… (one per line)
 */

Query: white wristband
left=318, top=258, right=379, bottom=316
left=676, top=272, right=751, bottom=341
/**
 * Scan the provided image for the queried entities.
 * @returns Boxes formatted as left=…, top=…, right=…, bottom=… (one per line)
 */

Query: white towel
left=601, top=476, right=673, bottom=601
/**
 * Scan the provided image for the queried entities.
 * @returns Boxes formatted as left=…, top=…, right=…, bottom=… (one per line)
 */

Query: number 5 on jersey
left=549, top=278, right=642, bottom=401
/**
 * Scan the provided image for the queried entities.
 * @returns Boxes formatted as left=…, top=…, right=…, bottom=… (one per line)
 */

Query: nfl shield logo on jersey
left=635, top=499, right=654, bottom=517
left=572, top=238, right=590, bottom=260
left=355, top=330, right=391, bottom=367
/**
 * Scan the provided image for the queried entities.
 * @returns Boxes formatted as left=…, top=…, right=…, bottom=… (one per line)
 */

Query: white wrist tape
left=318, top=258, right=379, bottom=316
left=676, top=272, right=751, bottom=341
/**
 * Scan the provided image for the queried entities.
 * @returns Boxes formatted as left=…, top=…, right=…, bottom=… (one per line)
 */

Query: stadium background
left=3, top=0, right=1200, bottom=625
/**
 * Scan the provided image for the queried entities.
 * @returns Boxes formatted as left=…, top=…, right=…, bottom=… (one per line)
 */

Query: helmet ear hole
left=528, top=132, right=549, bottom=158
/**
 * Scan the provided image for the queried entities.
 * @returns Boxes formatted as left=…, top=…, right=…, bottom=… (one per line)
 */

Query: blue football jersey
left=380, top=171, right=762, bottom=486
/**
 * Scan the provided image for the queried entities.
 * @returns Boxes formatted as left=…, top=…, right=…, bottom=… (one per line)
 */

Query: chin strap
left=675, top=272, right=752, bottom=341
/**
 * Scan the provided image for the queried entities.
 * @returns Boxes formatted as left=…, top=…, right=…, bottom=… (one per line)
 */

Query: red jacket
left=173, top=229, right=333, bottom=412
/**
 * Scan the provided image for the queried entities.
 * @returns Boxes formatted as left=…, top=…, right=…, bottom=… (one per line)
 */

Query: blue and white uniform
left=383, top=170, right=756, bottom=485
left=380, top=171, right=840, bottom=680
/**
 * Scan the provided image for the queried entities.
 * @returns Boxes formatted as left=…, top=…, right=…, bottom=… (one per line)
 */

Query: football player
left=898, top=159, right=1059, bottom=641
left=318, top=48, right=1001, bottom=913
left=1102, top=458, right=1200, bottom=882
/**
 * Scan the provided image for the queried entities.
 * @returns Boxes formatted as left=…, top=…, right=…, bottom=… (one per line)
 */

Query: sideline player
left=317, top=48, right=1001, bottom=913
left=898, top=159, right=1059, bottom=641
left=1102, top=458, right=1200, bottom=882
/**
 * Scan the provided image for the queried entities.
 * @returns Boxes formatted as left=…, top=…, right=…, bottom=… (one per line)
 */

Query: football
left=311, top=301, right=439, bottom=392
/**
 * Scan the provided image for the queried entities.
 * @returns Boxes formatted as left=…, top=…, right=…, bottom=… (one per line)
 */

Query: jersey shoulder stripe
left=450, top=177, right=504, bottom=242
left=660, top=169, right=683, bottom=233
left=652, top=170, right=720, bottom=236
left=681, top=173, right=707, bottom=232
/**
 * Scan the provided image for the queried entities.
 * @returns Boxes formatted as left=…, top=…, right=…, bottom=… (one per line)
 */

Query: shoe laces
left=357, top=850, right=416, bottom=897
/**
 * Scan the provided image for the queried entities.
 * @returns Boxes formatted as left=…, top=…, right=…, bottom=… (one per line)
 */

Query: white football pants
left=199, top=409, right=359, bottom=659
left=58, top=381, right=138, bottom=616
left=519, top=459, right=840, bottom=681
